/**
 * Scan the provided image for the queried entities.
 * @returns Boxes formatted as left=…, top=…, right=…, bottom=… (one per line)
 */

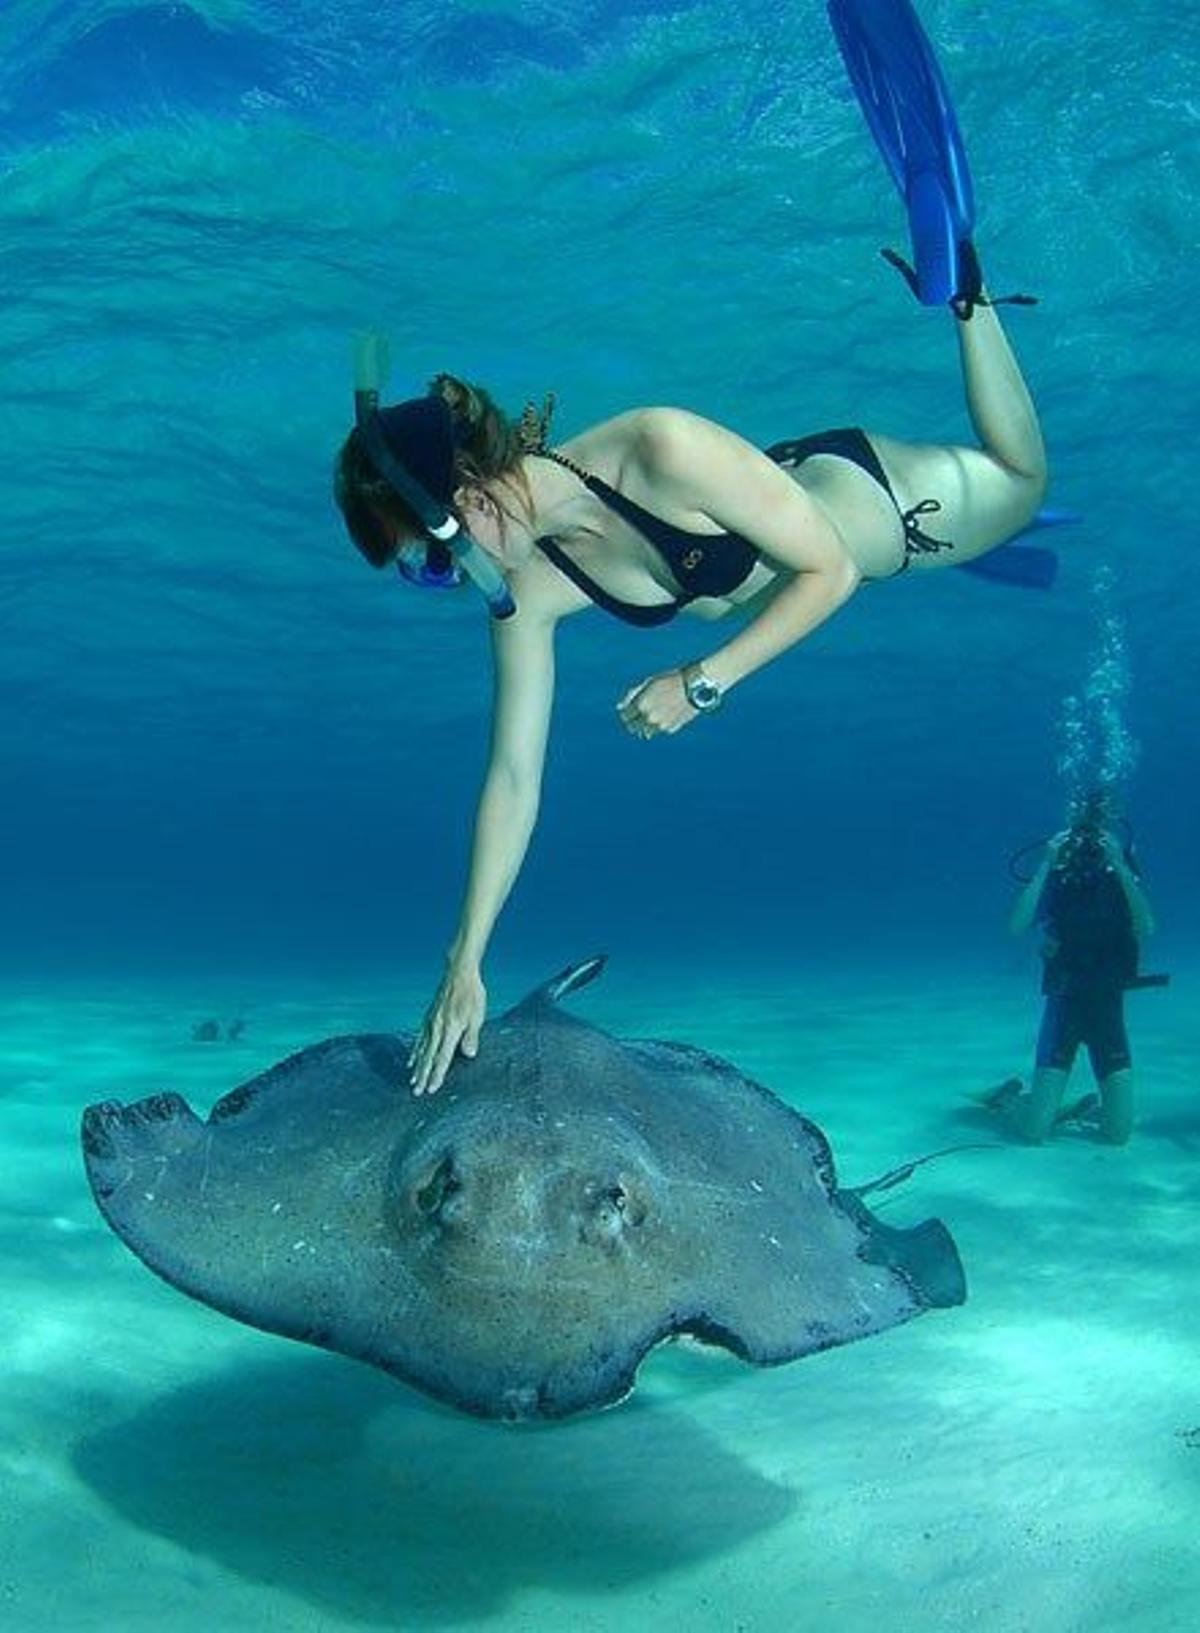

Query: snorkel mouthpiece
left=350, top=332, right=516, bottom=619
left=396, top=542, right=460, bottom=589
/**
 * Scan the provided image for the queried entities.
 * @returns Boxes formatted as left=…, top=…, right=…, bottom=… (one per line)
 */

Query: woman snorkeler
left=334, top=274, right=1048, bottom=1094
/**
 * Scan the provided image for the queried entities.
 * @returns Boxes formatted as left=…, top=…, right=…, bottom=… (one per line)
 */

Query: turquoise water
left=2, top=2, right=1197, bottom=1627
left=5, top=964, right=1198, bottom=1629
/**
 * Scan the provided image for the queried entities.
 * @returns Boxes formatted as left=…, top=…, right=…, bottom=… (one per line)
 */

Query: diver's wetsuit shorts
left=1036, top=989, right=1132, bottom=1078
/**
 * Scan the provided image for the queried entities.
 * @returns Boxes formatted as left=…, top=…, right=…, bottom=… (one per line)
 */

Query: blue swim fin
left=956, top=545, right=1057, bottom=589
left=955, top=509, right=1082, bottom=589
left=828, top=0, right=974, bottom=307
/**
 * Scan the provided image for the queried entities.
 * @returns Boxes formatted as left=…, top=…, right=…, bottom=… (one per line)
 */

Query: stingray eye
left=415, top=1154, right=460, bottom=1219
left=585, top=1180, right=647, bottom=1246
left=606, top=1180, right=647, bottom=1227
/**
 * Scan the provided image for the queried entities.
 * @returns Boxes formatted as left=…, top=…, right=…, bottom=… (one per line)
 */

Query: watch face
left=687, top=674, right=721, bottom=709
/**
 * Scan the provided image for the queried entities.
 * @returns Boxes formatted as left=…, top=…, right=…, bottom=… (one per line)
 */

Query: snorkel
left=352, top=333, right=516, bottom=620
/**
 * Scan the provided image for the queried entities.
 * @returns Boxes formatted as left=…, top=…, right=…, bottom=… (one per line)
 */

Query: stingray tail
left=849, top=1142, right=997, bottom=1198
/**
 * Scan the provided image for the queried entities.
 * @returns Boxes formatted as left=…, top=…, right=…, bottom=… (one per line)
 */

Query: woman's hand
left=408, top=962, right=487, bottom=1096
left=616, top=670, right=696, bottom=739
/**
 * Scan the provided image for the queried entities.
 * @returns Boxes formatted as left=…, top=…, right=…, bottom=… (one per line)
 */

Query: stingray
left=81, top=957, right=966, bottom=1422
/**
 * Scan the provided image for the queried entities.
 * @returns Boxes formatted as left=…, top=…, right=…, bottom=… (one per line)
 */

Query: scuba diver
left=983, top=791, right=1157, bottom=1146
left=333, top=0, right=1065, bottom=1095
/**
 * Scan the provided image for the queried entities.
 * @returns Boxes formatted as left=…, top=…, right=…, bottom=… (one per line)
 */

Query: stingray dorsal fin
left=524, top=954, right=608, bottom=1009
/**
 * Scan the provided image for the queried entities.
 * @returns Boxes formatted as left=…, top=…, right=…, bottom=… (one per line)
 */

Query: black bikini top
left=531, top=429, right=955, bottom=622
left=531, top=448, right=760, bottom=627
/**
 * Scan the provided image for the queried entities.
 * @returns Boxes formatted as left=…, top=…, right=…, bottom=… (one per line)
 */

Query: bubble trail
left=1055, top=565, right=1139, bottom=816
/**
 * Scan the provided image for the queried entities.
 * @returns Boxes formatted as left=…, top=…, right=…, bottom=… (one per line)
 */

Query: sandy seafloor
left=2, top=958, right=1196, bottom=1633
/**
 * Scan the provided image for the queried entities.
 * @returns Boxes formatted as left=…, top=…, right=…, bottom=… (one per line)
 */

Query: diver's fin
left=828, top=0, right=1038, bottom=317
left=882, top=242, right=1038, bottom=318
left=828, top=0, right=974, bottom=307
left=967, top=1078, right=1023, bottom=1112
left=1054, top=1093, right=1100, bottom=1128
left=1018, top=507, right=1084, bottom=533
left=955, top=508, right=1080, bottom=590
left=957, top=545, right=1058, bottom=590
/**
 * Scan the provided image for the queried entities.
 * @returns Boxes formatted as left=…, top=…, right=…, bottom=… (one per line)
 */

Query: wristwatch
left=681, top=662, right=723, bottom=713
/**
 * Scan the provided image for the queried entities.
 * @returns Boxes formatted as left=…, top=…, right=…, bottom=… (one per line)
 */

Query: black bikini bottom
left=765, top=426, right=952, bottom=572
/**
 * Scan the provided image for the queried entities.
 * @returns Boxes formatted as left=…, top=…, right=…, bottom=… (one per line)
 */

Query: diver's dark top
left=1038, top=862, right=1139, bottom=996
left=532, top=427, right=952, bottom=626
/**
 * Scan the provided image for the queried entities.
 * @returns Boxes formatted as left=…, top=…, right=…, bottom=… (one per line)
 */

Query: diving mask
left=351, top=333, right=516, bottom=620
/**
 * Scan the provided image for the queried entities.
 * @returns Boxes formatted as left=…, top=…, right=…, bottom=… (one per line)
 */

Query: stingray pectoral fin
left=80, top=1055, right=411, bottom=1368
left=207, top=1033, right=411, bottom=1127
left=83, top=1094, right=205, bottom=1196
left=837, top=1190, right=966, bottom=1310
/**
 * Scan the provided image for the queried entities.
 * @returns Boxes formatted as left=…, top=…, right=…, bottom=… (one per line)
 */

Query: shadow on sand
left=73, top=1350, right=795, bottom=1625
left=1140, top=1108, right=1200, bottom=1153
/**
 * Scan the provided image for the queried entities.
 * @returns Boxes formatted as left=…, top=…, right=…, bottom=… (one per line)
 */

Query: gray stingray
left=81, top=957, right=965, bottom=1422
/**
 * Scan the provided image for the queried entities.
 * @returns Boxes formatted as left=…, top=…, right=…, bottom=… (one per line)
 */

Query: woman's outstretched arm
left=409, top=600, right=556, bottom=1095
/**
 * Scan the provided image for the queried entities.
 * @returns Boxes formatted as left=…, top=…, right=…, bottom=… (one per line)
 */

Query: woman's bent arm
left=644, top=410, right=860, bottom=693
left=702, top=563, right=858, bottom=693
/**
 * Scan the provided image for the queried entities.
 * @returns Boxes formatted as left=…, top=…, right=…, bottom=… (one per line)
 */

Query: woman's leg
left=871, top=304, right=1049, bottom=564
left=956, top=302, right=1046, bottom=485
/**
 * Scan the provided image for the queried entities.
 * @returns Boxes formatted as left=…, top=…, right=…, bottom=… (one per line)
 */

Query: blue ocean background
left=2, top=4, right=1197, bottom=1630
left=2, top=0, right=1194, bottom=983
